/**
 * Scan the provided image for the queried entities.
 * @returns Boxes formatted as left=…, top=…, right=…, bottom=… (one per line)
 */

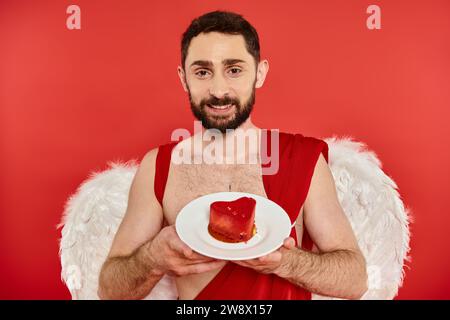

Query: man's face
left=181, top=32, right=258, bottom=133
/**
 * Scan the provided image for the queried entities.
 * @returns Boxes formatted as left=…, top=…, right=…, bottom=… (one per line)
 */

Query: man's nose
left=209, top=74, right=230, bottom=99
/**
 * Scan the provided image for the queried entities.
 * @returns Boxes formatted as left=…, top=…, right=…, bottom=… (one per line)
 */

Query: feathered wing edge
left=311, top=136, right=411, bottom=300
left=58, top=137, right=411, bottom=300
left=57, top=159, right=177, bottom=299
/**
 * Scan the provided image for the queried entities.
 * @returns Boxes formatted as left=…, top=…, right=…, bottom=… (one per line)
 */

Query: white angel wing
left=58, top=160, right=177, bottom=300
left=311, top=136, right=411, bottom=300
left=59, top=137, right=411, bottom=300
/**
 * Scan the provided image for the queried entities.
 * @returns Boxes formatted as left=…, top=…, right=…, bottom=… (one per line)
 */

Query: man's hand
left=233, top=233, right=368, bottom=300
left=233, top=237, right=296, bottom=277
left=148, top=225, right=227, bottom=277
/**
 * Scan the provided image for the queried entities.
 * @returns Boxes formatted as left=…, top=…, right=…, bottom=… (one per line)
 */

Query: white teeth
left=210, top=104, right=232, bottom=109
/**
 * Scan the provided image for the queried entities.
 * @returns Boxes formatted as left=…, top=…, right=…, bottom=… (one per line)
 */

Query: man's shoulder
left=145, top=140, right=179, bottom=159
left=140, top=147, right=159, bottom=169
left=141, top=138, right=183, bottom=171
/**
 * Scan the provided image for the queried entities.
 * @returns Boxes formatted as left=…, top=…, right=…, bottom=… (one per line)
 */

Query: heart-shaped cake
left=208, top=196, right=257, bottom=243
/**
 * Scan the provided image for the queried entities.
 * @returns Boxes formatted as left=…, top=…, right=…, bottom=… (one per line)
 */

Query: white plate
left=175, top=192, right=292, bottom=261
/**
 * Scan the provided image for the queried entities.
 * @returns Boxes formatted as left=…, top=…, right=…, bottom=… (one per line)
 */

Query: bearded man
left=98, top=10, right=368, bottom=300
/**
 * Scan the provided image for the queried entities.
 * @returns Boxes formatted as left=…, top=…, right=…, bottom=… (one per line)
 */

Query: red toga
left=154, top=130, right=329, bottom=300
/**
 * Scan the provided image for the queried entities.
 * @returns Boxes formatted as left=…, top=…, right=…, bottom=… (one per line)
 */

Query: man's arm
left=98, top=148, right=224, bottom=300
left=281, top=154, right=368, bottom=299
left=235, top=154, right=368, bottom=299
left=97, top=148, right=165, bottom=299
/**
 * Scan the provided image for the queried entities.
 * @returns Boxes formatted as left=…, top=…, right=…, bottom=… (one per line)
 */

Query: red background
left=1, top=0, right=449, bottom=299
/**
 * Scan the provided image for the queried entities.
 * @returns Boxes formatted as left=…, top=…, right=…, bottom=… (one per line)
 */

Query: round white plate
left=175, top=192, right=292, bottom=261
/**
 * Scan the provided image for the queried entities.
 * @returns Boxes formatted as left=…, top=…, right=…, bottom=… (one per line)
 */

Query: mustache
left=201, top=96, right=239, bottom=107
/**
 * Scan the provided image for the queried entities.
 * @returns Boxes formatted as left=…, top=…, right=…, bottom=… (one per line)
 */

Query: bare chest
left=162, top=162, right=268, bottom=225
left=160, top=159, right=306, bottom=299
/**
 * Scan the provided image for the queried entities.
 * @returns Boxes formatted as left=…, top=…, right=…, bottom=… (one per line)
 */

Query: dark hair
left=181, top=10, right=260, bottom=69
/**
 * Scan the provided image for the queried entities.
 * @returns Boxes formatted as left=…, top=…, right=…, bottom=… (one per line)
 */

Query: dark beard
left=188, top=85, right=256, bottom=134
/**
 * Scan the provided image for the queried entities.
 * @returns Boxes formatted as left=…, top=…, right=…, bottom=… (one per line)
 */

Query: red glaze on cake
left=208, top=196, right=257, bottom=243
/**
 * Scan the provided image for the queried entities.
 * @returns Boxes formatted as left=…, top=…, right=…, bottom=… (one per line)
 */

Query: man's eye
left=195, top=70, right=210, bottom=78
left=228, top=68, right=242, bottom=75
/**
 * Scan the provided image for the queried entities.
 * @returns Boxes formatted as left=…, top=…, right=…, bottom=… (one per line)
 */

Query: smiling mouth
left=206, top=104, right=234, bottom=112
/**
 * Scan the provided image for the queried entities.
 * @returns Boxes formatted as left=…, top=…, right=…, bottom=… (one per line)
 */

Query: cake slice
left=208, top=196, right=257, bottom=243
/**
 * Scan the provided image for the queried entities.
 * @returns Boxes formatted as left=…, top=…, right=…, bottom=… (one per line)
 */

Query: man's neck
left=194, top=119, right=263, bottom=164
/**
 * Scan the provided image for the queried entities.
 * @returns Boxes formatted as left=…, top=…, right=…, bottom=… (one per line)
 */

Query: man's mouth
left=206, top=104, right=235, bottom=113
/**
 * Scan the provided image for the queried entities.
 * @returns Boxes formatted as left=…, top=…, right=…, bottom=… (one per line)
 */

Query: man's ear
left=255, top=59, right=269, bottom=89
left=177, top=66, right=188, bottom=92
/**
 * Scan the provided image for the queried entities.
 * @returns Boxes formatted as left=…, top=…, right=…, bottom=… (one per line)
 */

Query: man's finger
left=168, top=238, right=191, bottom=254
left=233, top=260, right=251, bottom=267
left=184, top=250, right=213, bottom=260
left=258, top=251, right=282, bottom=263
left=181, top=260, right=227, bottom=275
left=184, top=256, right=216, bottom=264
left=283, top=237, right=296, bottom=249
left=234, top=259, right=261, bottom=267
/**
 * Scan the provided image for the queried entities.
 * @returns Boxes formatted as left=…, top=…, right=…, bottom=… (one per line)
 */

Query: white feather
left=58, top=137, right=411, bottom=300
left=58, top=159, right=177, bottom=299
